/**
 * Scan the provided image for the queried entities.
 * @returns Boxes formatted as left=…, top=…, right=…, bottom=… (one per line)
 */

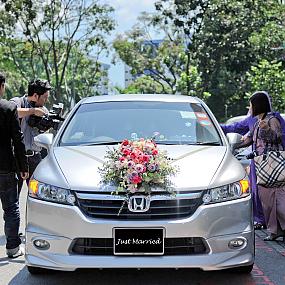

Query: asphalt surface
left=0, top=185, right=285, bottom=285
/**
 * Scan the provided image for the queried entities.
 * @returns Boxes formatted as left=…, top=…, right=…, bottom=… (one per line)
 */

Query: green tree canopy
left=188, top=0, right=285, bottom=119
left=247, top=60, right=285, bottom=112
left=115, top=0, right=285, bottom=120
left=113, top=13, right=209, bottom=100
left=0, top=0, right=115, bottom=109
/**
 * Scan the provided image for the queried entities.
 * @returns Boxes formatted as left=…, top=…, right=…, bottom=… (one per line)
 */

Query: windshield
left=59, top=101, right=222, bottom=146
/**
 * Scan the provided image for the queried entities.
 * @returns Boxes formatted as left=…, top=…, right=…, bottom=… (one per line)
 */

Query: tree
left=0, top=0, right=115, bottom=109
left=191, top=0, right=285, bottom=120
left=0, top=44, right=28, bottom=99
left=113, top=14, right=209, bottom=100
left=154, top=0, right=209, bottom=95
left=153, top=0, right=285, bottom=120
left=116, top=75, right=171, bottom=94
left=247, top=60, right=285, bottom=112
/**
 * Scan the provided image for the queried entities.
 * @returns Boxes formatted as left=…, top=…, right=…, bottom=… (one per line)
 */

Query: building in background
left=124, top=39, right=163, bottom=88
left=124, top=64, right=134, bottom=88
left=97, top=62, right=110, bottom=95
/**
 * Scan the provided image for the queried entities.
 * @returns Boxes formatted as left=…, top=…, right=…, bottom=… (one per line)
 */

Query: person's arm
left=221, top=116, right=250, bottom=135
left=9, top=105, right=29, bottom=176
left=17, top=107, right=46, bottom=118
left=10, top=97, right=46, bottom=118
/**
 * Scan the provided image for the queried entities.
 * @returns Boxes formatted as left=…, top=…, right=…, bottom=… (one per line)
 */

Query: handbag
left=254, top=150, right=285, bottom=187
left=253, top=117, right=285, bottom=188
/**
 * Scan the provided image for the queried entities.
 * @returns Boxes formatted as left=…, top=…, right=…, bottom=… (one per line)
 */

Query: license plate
left=113, top=228, right=164, bottom=255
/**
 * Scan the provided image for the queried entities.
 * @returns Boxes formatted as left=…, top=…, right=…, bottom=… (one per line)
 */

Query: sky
left=101, top=0, right=156, bottom=88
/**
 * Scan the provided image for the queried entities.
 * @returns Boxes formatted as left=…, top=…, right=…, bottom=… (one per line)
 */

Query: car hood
left=50, top=144, right=243, bottom=191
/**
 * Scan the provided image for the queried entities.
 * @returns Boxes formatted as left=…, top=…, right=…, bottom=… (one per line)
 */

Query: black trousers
left=18, top=153, right=42, bottom=193
left=0, top=172, right=21, bottom=249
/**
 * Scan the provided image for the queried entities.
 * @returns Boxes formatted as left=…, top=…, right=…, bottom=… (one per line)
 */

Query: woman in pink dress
left=242, top=92, right=285, bottom=241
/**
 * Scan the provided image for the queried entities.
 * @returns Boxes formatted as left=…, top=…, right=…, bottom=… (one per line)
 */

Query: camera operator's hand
left=32, top=107, right=47, bottom=117
left=20, top=172, right=29, bottom=180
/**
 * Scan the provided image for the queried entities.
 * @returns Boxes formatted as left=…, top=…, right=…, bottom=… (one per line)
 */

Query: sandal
left=263, top=234, right=284, bottom=241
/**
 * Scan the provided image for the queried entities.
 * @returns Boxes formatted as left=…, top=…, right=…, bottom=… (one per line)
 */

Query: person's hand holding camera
left=31, top=107, right=46, bottom=117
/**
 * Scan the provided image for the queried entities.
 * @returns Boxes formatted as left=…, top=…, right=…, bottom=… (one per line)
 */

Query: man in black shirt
left=0, top=72, right=28, bottom=258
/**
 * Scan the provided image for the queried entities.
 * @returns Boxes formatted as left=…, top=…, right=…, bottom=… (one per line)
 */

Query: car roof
left=226, top=113, right=285, bottom=125
left=225, top=115, right=247, bottom=125
left=81, top=94, right=202, bottom=104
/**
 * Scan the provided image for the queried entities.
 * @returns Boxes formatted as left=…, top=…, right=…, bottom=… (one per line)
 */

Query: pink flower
left=119, top=157, right=126, bottom=162
left=128, top=185, right=137, bottom=193
left=131, top=171, right=138, bottom=177
left=135, top=164, right=144, bottom=173
left=127, top=161, right=135, bottom=168
left=148, top=164, right=156, bottom=172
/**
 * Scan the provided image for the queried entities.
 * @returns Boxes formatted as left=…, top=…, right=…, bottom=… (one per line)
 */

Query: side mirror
left=34, top=133, right=54, bottom=151
left=226, top=133, right=243, bottom=152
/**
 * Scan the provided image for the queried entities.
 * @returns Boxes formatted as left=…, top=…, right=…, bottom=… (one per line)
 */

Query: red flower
left=130, top=152, right=137, bottom=160
left=132, top=176, right=142, bottom=184
left=152, top=149, right=158, bottom=155
left=122, top=139, right=129, bottom=146
left=142, top=155, right=150, bottom=163
left=122, top=149, right=131, bottom=156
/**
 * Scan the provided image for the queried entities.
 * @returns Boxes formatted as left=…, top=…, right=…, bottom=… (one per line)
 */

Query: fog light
left=202, top=194, right=211, bottom=203
left=228, top=238, right=246, bottom=249
left=33, top=239, right=50, bottom=250
left=67, top=194, right=76, bottom=204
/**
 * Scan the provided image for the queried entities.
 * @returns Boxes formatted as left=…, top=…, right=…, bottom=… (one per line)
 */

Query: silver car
left=26, top=94, right=254, bottom=274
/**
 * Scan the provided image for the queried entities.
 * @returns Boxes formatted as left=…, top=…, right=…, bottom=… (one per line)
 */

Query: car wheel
left=228, top=263, right=254, bottom=273
left=26, top=265, right=52, bottom=274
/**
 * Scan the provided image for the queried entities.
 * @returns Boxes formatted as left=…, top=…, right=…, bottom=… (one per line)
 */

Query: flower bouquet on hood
left=99, top=138, right=178, bottom=195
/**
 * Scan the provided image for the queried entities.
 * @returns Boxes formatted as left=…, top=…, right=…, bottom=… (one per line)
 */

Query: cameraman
left=10, top=79, right=51, bottom=192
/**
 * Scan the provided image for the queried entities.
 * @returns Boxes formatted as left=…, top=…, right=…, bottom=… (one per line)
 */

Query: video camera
left=28, top=103, right=65, bottom=132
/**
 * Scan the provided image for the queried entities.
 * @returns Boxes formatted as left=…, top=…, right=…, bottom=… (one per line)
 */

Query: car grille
left=71, top=237, right=208, bottom=256
left=75, top=190, right=204, bottom=220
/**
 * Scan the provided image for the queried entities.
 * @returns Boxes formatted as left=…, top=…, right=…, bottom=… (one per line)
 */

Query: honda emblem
left=128, top=195, right=150, bottom=212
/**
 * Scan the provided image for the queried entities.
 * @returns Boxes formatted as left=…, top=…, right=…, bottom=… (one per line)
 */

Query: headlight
left=29, top=179, right=76, bottom=205
left=202, top=180, right=250, bottom=204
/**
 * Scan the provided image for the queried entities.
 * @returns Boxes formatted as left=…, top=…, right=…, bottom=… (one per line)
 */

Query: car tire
left=26, top=265, right=52, bottom=274
left=228, top=263, right=254, bottom=273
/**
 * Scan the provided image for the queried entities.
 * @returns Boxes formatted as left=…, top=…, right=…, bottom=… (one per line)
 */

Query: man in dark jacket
left=0, top=72, right=28, bottom=258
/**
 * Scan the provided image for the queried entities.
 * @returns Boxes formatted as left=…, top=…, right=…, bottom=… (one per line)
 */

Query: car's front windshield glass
left=59, top=101, right=222, bottom=146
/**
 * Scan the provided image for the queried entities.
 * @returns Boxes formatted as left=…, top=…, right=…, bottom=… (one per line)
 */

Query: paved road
left=1, top=185, right=285, bottom=285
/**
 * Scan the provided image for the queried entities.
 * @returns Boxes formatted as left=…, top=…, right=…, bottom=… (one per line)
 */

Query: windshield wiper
left=80, top=141, right=220, bottom=146
left=195, top=141, right=221, bottom=146
left=79, top=141, right=122, bottom=146
left=155, top=141, right=179, bottom=145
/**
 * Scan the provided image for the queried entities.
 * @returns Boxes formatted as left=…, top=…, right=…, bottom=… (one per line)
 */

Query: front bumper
left=25, top=195, right=254, bottom=271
